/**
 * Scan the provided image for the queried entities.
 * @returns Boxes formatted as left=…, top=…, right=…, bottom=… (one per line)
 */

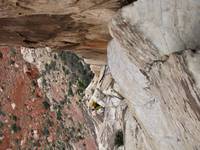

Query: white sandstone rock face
left=184, top=50, right=200, bottom=90
left=121, top=0, right=200, bottom=55
left=85, top=66, right=127, bottom=150
left=107, top=0, right=200, bottom=149
left=108, top=39, right=200, bottom=150
left=124, top=108, right=152, bottom=150
left=108, top=40, right=173, bottom=150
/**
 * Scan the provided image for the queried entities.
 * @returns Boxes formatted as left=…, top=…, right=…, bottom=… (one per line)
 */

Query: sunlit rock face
left=107, top=0, right=200, bottom=150
left=1, top=0, right=200, bottom=149
left=84, top=66, right=127, bottom=150
left=120, top=0, right=200, bottom=55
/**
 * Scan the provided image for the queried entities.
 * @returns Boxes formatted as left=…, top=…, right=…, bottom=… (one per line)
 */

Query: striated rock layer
left=108, top=0, right=200, bottom=149
left=0, top=0, right=200, bottom=149
left=0, top=0, right=129, bottom=64
left=84, top=66, right=127, bottom=150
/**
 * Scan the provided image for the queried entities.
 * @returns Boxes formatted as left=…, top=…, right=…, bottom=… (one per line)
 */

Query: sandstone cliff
left=0, top=0, right=200, bottom=150
left=108, top=0, right=200, bottom=149
left=0, top=0, right=126, bottom=65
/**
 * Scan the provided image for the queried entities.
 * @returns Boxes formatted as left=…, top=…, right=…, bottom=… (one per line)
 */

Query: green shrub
left=43, top=127, right=49, bottom=136
left=9, top=59, right=15, bottom=65
left=11, top=123, right=21, bottom=133
left=68, top=87, right=74, bottom=97
left=54, top=140, right=65, bottom=150
left=45, top=61, right=56, bottom=73
left=62, top=95, right=71, bottom=105
left=43, top=101, right=50, bottom=109
left=46, top=118, right=54, bottom=127
left=31, top=80, right=37, bottom=87
left=59, top=51, right=94, bottom=88
left=0, top=109, right=5, bottom=116
left=42, top=78, right=47, bottom=86
left=11, top=115, right=18, bottom=121
left=56, top=109, right=62, bottom=120
left=10, top=48, right=17, bottom=57
left=62, top=66, right=69, bottom=75
left=114, top=130, right=124, bottom=147
left=0, top=121, right=4, bottom=128
left=0, top=51, right=3, bottom=59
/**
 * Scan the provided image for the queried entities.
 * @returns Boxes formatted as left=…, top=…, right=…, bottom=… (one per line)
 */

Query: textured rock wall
left=108, top=0, right=200, bottom=149
left=120, top=0, right=200, bottom=55
left=84, top=66, right=126, bottom=150
left=0, top=0, right=124, bottom=64
left=21, top=48, right=97, bottom=149
left=0, top=0, right=200, bottom=149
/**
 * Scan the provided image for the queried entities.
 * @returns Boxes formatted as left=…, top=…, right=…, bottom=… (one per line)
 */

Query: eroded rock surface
left=120, top=0, right=200, bottom=55
left=107, top=0, right=200, bottom=149
left=0, top=0, right=126, bottom=64
left=21, top=48, right=96, bottom=150
left=84, top=66, right=127, bottom=150
left=0, top=0, right=200, bottom=149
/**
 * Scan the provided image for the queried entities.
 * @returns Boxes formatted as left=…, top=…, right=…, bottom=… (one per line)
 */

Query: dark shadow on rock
left=120, top=0, right=137, bottom=7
